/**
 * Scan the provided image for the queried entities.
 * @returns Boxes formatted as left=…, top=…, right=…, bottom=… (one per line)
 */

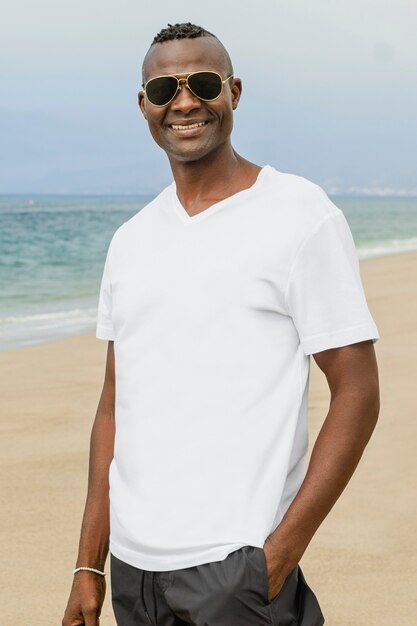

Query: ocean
left=1, top=194, right=417, bottom=351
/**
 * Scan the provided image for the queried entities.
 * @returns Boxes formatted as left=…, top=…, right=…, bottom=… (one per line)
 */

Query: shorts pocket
left=294, top=567, right=325, bottom=625
left=268, top=563, right=325, bottom=626
left=245, top=547, right=324, bottom=625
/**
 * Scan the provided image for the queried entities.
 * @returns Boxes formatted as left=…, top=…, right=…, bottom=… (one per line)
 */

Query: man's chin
left=166, top=145, right=215, bottom=164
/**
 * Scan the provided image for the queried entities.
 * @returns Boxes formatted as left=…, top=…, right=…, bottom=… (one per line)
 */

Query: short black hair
left=142, top=22, right=234, bottom=83
left=151, top=22, right=216, bottom=45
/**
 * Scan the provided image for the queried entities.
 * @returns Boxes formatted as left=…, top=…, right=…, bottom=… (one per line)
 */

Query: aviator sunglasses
left=142, top=71, right=234, bottom=107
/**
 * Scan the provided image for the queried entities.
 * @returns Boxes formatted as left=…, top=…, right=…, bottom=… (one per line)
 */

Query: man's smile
left=167, top=120, right=209, bottom=135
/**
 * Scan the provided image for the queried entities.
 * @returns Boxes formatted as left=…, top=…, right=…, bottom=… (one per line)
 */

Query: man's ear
left=230, top=78, right=242, bottom=110
left=138, top=91, right=147, bottom=119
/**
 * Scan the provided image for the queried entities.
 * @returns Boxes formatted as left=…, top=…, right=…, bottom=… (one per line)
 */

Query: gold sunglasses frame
left=142, top=71, right=234, bottom=107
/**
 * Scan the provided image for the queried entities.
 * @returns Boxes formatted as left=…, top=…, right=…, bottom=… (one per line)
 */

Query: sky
left=1, top=0, right=416, bottom=195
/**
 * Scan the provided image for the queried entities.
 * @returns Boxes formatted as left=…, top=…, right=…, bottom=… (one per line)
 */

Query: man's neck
left=168, top=148, right=261, bottom=217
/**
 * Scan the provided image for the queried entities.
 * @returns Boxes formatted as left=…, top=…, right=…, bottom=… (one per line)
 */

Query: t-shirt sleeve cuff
left=301, top=323, right=380, bottom=355
left=96, top=325, right=115, bottom=340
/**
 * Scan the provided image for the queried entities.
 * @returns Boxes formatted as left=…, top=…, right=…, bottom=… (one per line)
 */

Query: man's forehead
left=142, top=37, right=229, bottom=81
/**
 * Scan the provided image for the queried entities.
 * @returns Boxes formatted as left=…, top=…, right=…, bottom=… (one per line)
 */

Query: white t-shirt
left=96, top=164, right=379, bottom=571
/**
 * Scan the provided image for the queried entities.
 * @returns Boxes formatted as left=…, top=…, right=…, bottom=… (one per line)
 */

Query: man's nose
left=170, top=82, right=202, bottom=112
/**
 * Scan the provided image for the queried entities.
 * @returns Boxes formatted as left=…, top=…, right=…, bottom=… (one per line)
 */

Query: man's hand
left=62, top=571, right=106, bottom=626
left=262, top=535, right=298, bottom=602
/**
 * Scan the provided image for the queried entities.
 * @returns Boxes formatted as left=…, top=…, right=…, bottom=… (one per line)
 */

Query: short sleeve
left=96, top=240, right=115, bottom=341
left=285, top=209, right=379, bottom=355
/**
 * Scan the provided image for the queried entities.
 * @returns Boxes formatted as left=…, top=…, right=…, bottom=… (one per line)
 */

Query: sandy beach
left=1, top=251, right=416, bottom=625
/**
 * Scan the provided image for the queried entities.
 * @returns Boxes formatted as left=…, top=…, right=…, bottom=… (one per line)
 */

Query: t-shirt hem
left=301, top=323, right=380, bottom=355
left=109, top=538, right=260, bottom=572
left=96, top=325, right=115, bottom=340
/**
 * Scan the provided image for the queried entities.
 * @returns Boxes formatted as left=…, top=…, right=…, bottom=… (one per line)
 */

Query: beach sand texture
left=0, top=252, right=416, bottom=625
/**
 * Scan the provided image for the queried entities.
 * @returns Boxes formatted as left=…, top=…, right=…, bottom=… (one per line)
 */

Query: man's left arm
left=264, top=339, right=380, bottom=600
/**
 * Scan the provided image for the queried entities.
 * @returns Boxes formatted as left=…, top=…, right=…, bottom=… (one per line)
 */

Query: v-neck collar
left=169, top=165, right=271, bottom=225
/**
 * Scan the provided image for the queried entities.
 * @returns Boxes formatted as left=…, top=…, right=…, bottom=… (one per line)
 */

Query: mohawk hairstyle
left=144, top=22, right=234, bottom=79
left=151, top=22, right=216, bottom=45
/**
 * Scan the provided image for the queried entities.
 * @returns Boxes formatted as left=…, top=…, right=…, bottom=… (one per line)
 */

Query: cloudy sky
left=1, top=0, right=416, bottom=194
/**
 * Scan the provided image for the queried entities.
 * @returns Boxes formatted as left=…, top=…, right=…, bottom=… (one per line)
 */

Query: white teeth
left=171, top=122, right=207, bottom=130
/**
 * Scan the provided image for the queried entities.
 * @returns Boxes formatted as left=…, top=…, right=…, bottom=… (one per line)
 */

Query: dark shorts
left=111, top=545, right=324, bottom=625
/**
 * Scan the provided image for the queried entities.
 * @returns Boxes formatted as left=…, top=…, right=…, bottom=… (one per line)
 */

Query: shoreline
left=0, top=250, right=416, bottom=624
left=2, top=248, right=417, bottom=354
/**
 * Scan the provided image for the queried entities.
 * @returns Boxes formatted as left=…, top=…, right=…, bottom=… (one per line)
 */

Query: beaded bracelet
left=73, top=566, right=106, bottom=576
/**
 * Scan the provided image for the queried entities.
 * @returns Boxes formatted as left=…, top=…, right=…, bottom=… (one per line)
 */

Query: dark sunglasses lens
left=188, top=72, right=223, bottom=100
left=146, top=76, right=178, bottom=105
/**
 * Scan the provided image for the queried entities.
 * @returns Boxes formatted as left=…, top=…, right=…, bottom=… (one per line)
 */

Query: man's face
left=138, top=37, right=241, bottom=164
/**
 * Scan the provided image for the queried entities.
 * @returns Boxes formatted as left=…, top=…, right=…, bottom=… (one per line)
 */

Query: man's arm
left=62, top=340, right=115, bottom=626
left=264, top=339, right=380, bottom=600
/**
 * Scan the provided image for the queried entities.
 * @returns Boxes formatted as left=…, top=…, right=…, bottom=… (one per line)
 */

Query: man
left=62, top=22, right=380, bottom=626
